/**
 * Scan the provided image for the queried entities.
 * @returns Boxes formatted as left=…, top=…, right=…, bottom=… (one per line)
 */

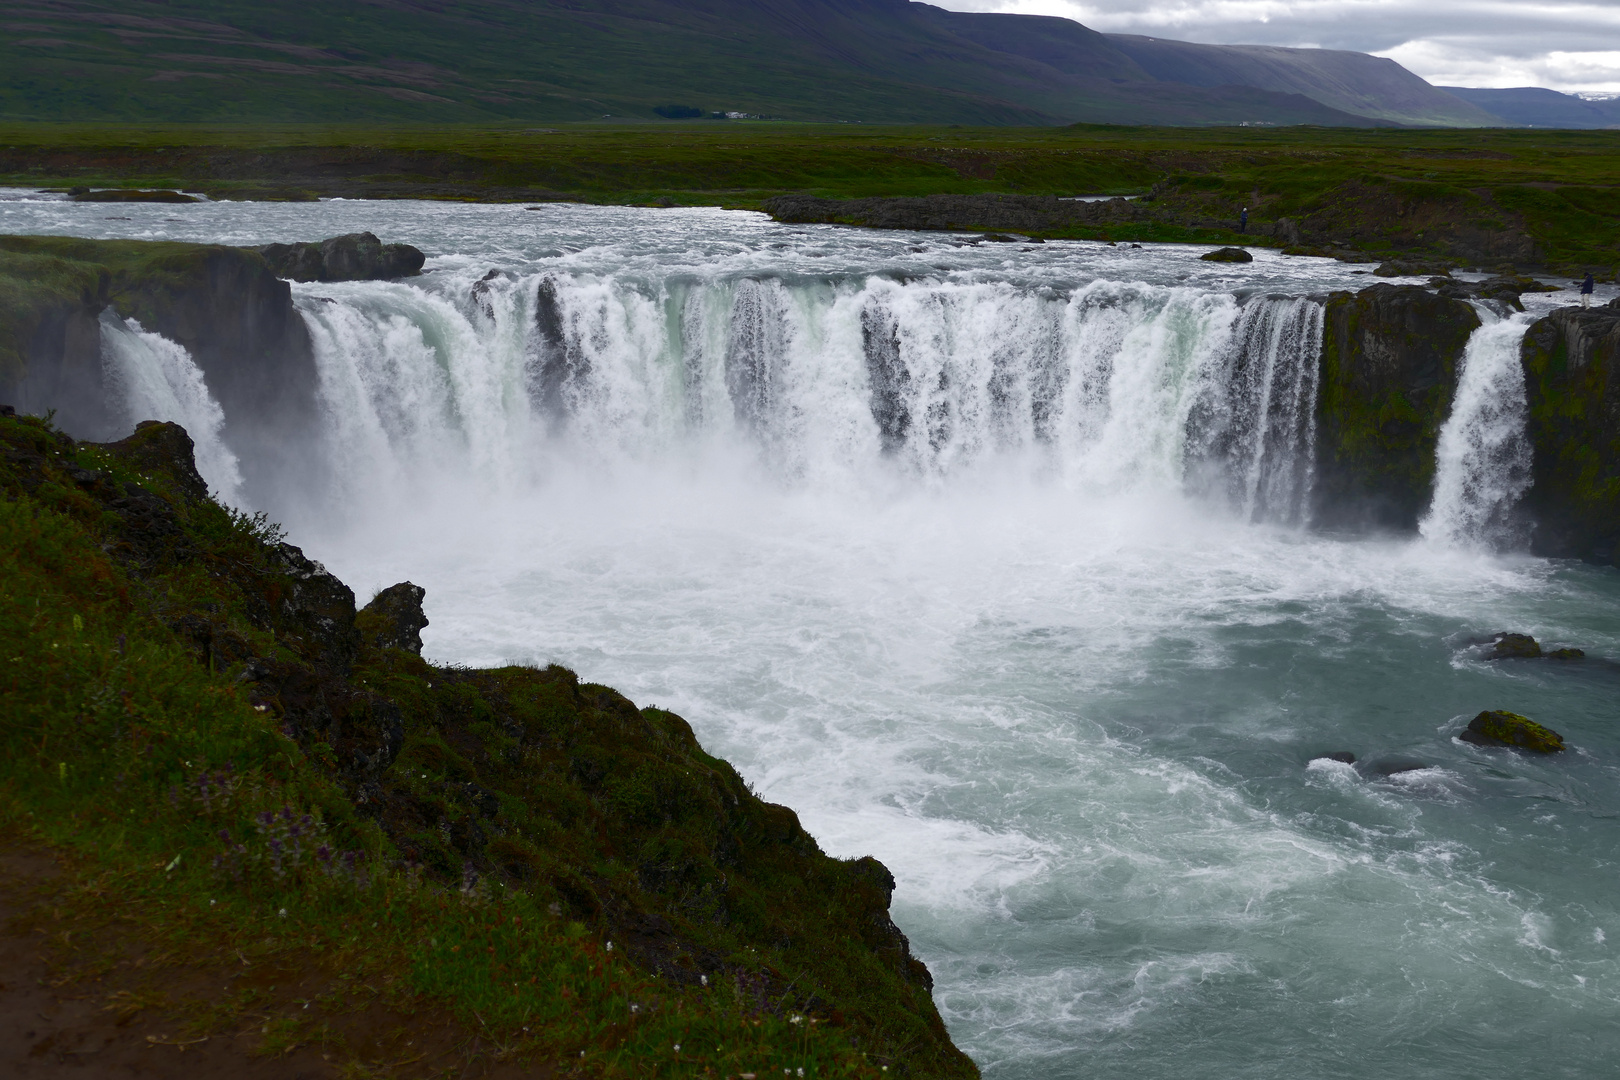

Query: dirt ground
left=0, top=847, right=544, bottom=1078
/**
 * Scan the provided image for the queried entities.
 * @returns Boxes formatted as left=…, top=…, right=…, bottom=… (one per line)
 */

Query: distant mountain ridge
left=0, top=0, right=1547, bottom=127
left=1106, top=36, right=1500, bottom=128
left=1441, top=87, right=1620, bottom=129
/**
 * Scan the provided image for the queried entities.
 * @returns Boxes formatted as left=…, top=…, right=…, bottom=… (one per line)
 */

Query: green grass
left=0, top=411, right=973, bottom=1077
left=1, top=121, right=1618, bottom=269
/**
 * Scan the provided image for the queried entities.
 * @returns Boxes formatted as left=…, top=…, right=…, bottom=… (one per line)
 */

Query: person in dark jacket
left=1240, top=207, right=1248, bottom=234
left=1580, top=272, right=1595, bottom=307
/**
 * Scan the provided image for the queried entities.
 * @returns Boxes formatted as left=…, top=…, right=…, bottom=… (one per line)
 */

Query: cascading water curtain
left=98, top=308, right=243, bottom=503
left=294, top=271, right=1327, bottom=520
left=1421, top=309, right=1536, bottom=550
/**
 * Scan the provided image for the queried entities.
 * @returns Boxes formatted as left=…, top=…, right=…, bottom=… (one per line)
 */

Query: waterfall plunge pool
left=6, top=195, right=1617, bottom=1080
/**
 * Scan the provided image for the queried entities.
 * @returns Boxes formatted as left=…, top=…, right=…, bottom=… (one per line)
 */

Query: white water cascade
left=292, top=271, right=1327, bottom=522
left=98, top=309, right=243, bottom=503
left=1420, top=308, right=1536, bottom=550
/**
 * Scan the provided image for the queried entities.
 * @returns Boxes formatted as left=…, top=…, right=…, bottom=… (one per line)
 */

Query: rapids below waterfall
left=4, top=193, right=1617, bottom=1079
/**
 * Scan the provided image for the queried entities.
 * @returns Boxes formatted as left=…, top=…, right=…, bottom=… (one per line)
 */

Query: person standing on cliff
left=1240, top=208, right=1248, bottom=234
left=1580, top=272, right=1595, bottom=308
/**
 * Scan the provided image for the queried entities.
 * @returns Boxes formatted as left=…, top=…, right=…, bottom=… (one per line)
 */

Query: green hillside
left=3, top=0, right=1376, bottom=126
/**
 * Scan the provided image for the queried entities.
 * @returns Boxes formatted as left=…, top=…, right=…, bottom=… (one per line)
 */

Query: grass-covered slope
left=0, top=0, right=1378, bottom=127
left=0, top=410, right=976, bottom=1077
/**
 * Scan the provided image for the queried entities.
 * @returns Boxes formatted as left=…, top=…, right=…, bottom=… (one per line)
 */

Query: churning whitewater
left=3, top=194, right=1615, bottom=1080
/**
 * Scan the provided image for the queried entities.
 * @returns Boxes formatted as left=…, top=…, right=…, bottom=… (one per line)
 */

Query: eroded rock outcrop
left=1313, top=283, right=1482, bottom=529
left=1518, top=305, right=1620, bottom=564
left=258, top=232, right=426, bottom=282
left=357, top=581, right=429, bottom=655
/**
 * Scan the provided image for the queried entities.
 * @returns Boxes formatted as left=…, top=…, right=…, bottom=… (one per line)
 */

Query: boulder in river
left=258, top=232, right=425, bottom=282
left=1459, top=710, right=1565, bottom=753
left=1367, top=756, right=1430, bottom=776
left=1487, top=632, right=1543, bottom=659
left=1201, top=247, right=1253, bottom=263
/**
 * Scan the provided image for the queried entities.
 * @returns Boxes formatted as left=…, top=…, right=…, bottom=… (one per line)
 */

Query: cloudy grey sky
left=927, top=0, right=1620, bottom=93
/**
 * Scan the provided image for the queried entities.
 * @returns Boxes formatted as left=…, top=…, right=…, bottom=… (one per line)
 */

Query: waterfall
left=1184, top=296, right=1323, bottom=524
left=98, top=309, right=243, bottom=503
left=286, top=271, right=1324, bottom=517
left=1420, top=310, right=1535, bottom=550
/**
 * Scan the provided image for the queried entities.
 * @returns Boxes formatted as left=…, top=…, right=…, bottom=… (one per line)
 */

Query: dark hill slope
left=1107, top=36, right=1499, bottom=127
left=1442, top=87, right=1620, bottom=129
left=3, top=0, right=1375, bottom=125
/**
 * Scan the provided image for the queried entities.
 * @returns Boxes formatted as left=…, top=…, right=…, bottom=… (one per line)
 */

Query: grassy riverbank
left=2, top=122, right=1618, bottom=271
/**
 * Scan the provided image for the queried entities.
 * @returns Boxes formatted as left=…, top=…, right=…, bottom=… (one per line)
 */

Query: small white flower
left=278, top=907, right=288, bottom=918
left=605, top=940, right=613, bottom=951
left=700, top=974, right=707, bottom=986
left=789, top=1014, right=803, bottom=1025
left=208, top=899, right=216, bottom=907
left=673, top=1044, right=681, bottom=1052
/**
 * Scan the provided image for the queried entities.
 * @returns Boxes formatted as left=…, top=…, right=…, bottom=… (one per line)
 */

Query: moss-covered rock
left=1313, top=283, right=1481, bottom=529
left=1518, top=305, right=1620, bottom=564
left=1460, top=710, right=1566, bottom=753
left=1201, top=246, right=1252, bottom=262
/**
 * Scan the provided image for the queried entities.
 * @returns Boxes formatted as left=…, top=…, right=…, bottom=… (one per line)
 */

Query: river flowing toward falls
left=4, top=193, right=1617, bottom=1079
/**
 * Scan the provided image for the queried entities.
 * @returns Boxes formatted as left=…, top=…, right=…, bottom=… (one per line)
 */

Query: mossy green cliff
left=1518, top=304, right=1620, bottom=564
left=0, top=411, right=977, bottom=1077
left=1312, top=283, right=1481, bottom=530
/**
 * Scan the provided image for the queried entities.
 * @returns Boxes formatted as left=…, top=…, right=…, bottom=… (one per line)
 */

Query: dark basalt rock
left=1313, top=283, right=1481, bottom=530
left=258, top=232, right=426, bottom=282
left=1367, top=756, right=1430, bottom=776
left=1435, top=273, right=1556, bottom=312
left=1459, top=710, right=1565, bottom=753
left=1201, top=247, right=1252, bottom=263
left=357, top=581, right=429, bottom=655
left=1376, top=260, right=1452, bottom=278
left=1488, top=632, right=1543, bottom=659
left=99, top=420, right=210, bottom=503
left=1518, top=305, right=1620, bottom=564
left=72, top=189, right=199, bottom=203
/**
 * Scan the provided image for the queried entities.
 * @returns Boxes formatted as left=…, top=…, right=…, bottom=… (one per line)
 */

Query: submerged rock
left=1367, top=756, right=1429, bottom=776
left=1312, top=751, right=1357, bottom=764
left=1201, top=246, right=1252, bottom=263
left=357, top=581, right=429, bottom=655
left=258, top=232, right=425, bottom=282
left=1487, top=632, right=1543, bottom=659
left=1460, top=710, right=1565, bottom=753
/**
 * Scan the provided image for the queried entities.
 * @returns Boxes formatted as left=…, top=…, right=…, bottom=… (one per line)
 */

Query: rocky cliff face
left=1519, top=305, right=1620, bottom=564
left=0, top=236, right=321, bottom=505
left=1312, top=283, right=1481, bottom=529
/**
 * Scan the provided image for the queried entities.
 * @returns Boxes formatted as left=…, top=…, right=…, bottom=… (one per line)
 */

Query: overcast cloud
left=926, top=0, right=1620, bottom=93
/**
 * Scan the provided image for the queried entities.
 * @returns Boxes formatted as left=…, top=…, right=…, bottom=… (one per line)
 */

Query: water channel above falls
left=5, top=194, right=1617, bottom=1079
